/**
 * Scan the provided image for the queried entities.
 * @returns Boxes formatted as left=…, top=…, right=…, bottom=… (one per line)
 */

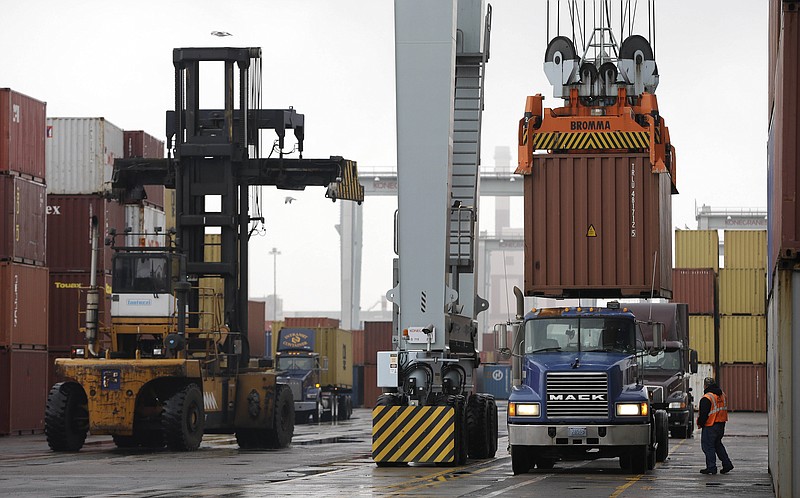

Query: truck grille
left=546, top=372, right=609, bottom=418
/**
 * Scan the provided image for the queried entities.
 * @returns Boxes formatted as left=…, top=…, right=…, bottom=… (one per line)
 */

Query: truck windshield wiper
left=532, top=346, right=562, bottom=352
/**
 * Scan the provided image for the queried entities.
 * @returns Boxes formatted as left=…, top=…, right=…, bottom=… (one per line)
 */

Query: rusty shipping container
left=0, top=348, right=48, bottom=434
left=675, top=230, right=719, bottom=272
left=671, top=268, right=716, bottom=315
left=122, top=130, right=165, bottom=209
left=48, top=272, right=112, bottom=350
left=0, top=175, right=46, bottom=264
left=0, top=89, right=46, bottom=180
left=46, top=195, right=126, bottom=272
left=523, top=154, right=672, bottom=298
left=768, top=2, right=800, bottom=274
left=0, top=263, right=48, bottom=348
left=719, top=268, right=767, bottom=316
left=719, top=315, right=767, bottom=364
left=248, top=300, right=266, bottom=357
left=353, top=321, right=393, bottom=365
left=724, top=230, right=767, bottom=269
left=45, top=117, right=124, bottom=195
left=719, top=363, right=767, bottom=412
left=689, top=315, right=715, bottom=364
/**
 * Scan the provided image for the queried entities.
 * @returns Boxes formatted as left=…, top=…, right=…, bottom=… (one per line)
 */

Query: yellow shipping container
left=689, top=315, right=715, bottom=364
left=272, top=325, right=353, bottom=387
left=675, top=230, right=719, bottom=271
left=719, top=268, right=766, bottom=315
left=723, top=230, right=766, bottom=269
left=719, top=316, right=766, bottom=364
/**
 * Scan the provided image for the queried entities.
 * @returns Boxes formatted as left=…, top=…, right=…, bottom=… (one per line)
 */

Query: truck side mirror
left=494, top=323, right=508, bottom=352
left=321, top=356, right=329, bottom=371
left=689, top=349, right=698, bottom=374
left=650, top=322, right=664, bottom=353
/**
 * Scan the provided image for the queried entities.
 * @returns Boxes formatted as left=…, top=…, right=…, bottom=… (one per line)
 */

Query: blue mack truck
left=498, top=290, right=669, bottom=474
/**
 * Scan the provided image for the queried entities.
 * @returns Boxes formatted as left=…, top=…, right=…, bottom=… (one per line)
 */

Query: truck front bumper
left=508, top=423, right=650, bottom=446
left=668, top=408, right=690, bottom=427
left=295, top=401, right=317, bottom=411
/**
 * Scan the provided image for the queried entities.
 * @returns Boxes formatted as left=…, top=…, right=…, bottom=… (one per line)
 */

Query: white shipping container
left=124, top=204, right=167, bottom=247
left=689, top=363, right=715, bottom=411
left=46, top=117, right=124, bottom=195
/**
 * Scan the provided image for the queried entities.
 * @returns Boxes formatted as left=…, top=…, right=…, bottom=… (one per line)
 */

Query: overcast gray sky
left=1, top=1, right=767, bottom=313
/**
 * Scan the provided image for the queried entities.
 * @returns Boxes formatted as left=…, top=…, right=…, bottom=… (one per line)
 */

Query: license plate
left=569, top=426, right=587, bottom=437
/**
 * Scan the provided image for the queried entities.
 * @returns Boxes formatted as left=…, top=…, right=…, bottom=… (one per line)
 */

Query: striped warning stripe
left=372, top=405, right=455, bottom=463
left=532, top=131, right=650, bottom=151
left=336, top=159, right=365, bottom=202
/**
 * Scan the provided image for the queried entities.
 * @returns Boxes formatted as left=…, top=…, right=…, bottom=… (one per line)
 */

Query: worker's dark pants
left=701, top=422, right=732, bottom=471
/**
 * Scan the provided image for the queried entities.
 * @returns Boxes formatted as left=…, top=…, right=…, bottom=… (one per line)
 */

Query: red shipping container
left=670, top=268, right=717, bottom=315
left=123, top=130, right=165, bottom=209
left=46, top=195, right=126, bottom=272
left=0, top=263, right=48, bottom=348
left=768, top=3, right=800, bottom=271
left=352, top=329, right=365, bottom=365
left=358, top=321, right=393, bottom=365
left=284, top=317, right=340, bottom=329
left=719, top=364, right=767, bottom=412
left=48, top=272, right=112, bottom=350
left=0, top=175, right=46, bottom=264
left=362, top=364, right=382, bottom=409
left=0, top=348, right=48, bottom=434
left=523, top=154, right=673, bottom=299
left=0, top=89, right=46, bottom=181
left=248, top=300, right=267, bottom=357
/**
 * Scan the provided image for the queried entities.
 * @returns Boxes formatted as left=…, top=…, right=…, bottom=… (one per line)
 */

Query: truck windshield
left=524, top=317, right=635, bottom=353
left=112, top=254, right=170, bottom=294
left=277, top=357, right=315, bottom=371
left=642, top=350, right=681, bottom=371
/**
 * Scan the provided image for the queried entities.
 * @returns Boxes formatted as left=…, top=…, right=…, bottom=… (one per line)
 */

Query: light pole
left=269, top=247, right=281, bottom=325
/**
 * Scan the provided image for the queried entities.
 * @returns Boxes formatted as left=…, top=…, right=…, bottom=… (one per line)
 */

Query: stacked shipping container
left=352, top=321, right=392, bottom=408
left=0, top=88, right=48, bottom=434
left=767, top=4, right=799, bottom=495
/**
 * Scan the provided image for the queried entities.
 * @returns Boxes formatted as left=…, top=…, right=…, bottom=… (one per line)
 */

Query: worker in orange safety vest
left=696, top=377, right=734, bottom=475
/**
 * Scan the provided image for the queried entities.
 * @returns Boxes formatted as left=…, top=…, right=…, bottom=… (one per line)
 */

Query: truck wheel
left=647, top=445, right=657, bottom=470
left=45, top=382, right=89, bottom=452
left=487, top=396, right=498, bottom=457
left=511, top=445, right=532, bottom=475
left=655, top=410, right=669, bottom=462
left=163, top=384, right=204, bottom=451
left=629, top=446, right=648, bottom=474
left=265, top=384, right=294, bottom=449
left=466, top=394, right=491, bottom=459
left=446, top=395, right=468, bottom=465
left=337, top=396, right=349, bottom=421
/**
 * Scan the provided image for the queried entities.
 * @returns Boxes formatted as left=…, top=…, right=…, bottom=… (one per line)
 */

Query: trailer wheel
left=511, top=445, right=532, bottom=475
left=655, top=410, right=669, bottom=462
left=264, top=384, right=294, bottom=448
left=162, top=384, right=204, bottom=451
left=466, top=394, right=491, bottom=459
left=45, top=382, right=89, bottom=452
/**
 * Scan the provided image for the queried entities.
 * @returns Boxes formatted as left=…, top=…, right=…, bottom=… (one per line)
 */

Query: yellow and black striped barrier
left=532, top=131, right=650, bottom=151
left=335, top=159, right=365, bottom=203
left=372, top=405, right=455, bottom=464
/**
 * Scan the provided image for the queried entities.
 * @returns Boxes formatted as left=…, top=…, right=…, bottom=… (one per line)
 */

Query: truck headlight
left=668, top=401, right=685, bottom=409
left=616, top=402, right=649, bottom=416
left=509, top=402, right=540, bottom=417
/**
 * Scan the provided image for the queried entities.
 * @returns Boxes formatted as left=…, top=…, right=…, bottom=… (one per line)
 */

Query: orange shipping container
left=524, top=154, right=672, bottom=299
left=719, top=363, right=767, bottom=412
left=0, top=348, right=48, bottom=434
left=671, top=268, right=716, bottom=315
left=0, top=263, right=48, bottom=348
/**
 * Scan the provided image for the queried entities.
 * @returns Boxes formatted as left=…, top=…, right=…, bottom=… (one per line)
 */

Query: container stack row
left=672, top=229, right=767, bottom=412
left=352, top=320, right=392, bottom=408
left=0, top=88, right=49, bottom=435
left=45, top=122, right=166, bottom=389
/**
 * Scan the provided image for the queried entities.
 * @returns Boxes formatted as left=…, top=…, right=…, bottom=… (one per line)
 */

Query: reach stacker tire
left=45, top=382, right=89, bottom=452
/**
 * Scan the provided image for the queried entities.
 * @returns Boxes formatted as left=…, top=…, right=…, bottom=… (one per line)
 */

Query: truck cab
left=504, top=302, right=668, bottom=474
